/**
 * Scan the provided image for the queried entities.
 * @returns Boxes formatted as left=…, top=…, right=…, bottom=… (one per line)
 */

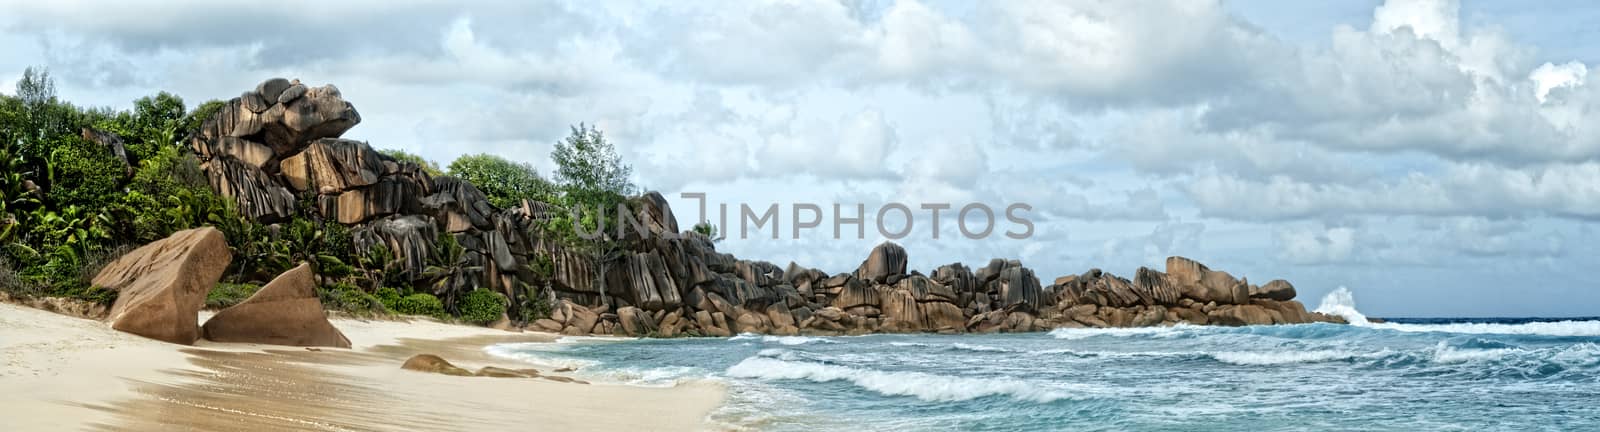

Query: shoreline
left=0, top=302, right=727, bottom=432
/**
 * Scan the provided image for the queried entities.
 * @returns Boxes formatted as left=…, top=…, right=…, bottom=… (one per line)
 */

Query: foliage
left=42, top=136, right=124, bottom=209
left=117, top=144, right=231, bottom=244
left=93, top=92, right=187, bottom=164
left=458, top=288, right=506, bottom=325
left=692, top=222, right=720, bottom=241
left=207, top=283, right=261, bottom=309
left=552, top=123, right=636, bottom=203
left=394, top=293, right=447, bottom=318
left=447, top=153, right=557, bottom=209
left=379, top=149, right=443, bottom=177
left=374, top=286, right=404, bottom=309
left=422, top=232, right=480, bottom=315
left=318, top=282, right=388, bottom=316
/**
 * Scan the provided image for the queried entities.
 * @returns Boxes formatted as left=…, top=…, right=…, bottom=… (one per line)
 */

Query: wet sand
left=0, top=302, right=726, bottom=431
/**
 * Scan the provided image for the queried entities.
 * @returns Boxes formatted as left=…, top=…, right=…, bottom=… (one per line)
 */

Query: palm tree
left=422, top=234, right=480, bottom=316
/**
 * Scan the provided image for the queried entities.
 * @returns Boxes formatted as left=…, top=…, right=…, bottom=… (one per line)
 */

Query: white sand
left=0, top=303, right=726, bottom=431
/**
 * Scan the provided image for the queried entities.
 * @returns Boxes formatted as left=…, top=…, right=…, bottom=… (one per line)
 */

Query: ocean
left=486, top=289, right=1600, bottom=431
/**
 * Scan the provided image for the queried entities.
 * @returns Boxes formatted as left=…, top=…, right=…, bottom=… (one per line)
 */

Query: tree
left=380, top=149, right=443, bottom=177
left=447, top=153, right=556, bottom=209
left=552, top=123, right=636, bottom=208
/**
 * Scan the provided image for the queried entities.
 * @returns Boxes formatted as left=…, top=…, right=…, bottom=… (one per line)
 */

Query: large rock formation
left=92, top=227, right=232, bottom=345
left=176, top=78, right=1344, bottom=339
left=201, top=263, right=352, bottom=348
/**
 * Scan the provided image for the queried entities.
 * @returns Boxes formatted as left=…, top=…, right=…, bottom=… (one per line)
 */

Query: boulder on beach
left=92, top=227, right=232, bottom=345
left=401, top=354, right=473, bottom=376
left=201, top=263, right=352, bottom=348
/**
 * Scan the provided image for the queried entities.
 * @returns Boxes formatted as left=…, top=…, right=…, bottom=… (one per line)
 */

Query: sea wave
left=887, top=341, right=1017, bottom=353
left=1370, top=321, right=1600, bottom=337
left=724, top=356, right=1078, bottom=403
left=1047, top=324, right=1197, bottom=340
left=483, top=343, right=602, bottom=369
left=730, top=333, right=833, bottom=345
left=1210, top=350, right=1369, bottom=365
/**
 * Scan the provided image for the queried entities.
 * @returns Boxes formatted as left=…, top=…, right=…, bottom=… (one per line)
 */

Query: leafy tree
left=447, top=153, right=556, bottom=209
left=380, top=149, right=443, bottom=177
left=551, top=123, right=635, bottom=208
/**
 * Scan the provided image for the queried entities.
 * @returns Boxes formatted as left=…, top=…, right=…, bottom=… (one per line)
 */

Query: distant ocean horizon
left=489, top=289, right=1600, bottom=431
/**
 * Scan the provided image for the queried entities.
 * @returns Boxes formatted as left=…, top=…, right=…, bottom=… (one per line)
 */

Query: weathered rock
left=203, top=156, right=296, bottom=222
left=1166, top=256, right=1250, bottom=305
left=855, top=242, right=908, bottom=284
left=279, top=138, right=384, bottom=193
left=532, top=319, right=564, bottom=332
left=634, top=191, right=679, bottom=236
left=201, top=263, right=351, bottom=347
left=93, top=227, right=232, bottom=345
left=1253, top=279, right=1297, bottom=301
left=401, top=354, right=472, bottom=376
left=995, top=266, right=1043, bottom=311
left=1131, top=267, right=1181, bottom=306
left=921, top=301, right=966, bottom=331
left=352, top=215, right=437, bottom=282
left=255, top=78, right=292, bottom=102
left=617, top=306, right=658, bottom=336
left=880, top=288, right=922, bottom=331
left=832, top=278, right=880, bottom=309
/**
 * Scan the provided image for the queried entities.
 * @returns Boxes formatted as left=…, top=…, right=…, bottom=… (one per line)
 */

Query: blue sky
left=2, top=0, right=1596, bottom=317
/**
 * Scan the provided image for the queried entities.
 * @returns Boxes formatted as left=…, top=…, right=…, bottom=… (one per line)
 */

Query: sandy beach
left=0, top=302, right=726, bottom=431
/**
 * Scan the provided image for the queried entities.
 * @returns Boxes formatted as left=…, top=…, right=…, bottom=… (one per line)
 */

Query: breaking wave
left=730, top=334, right=834, bottom=345
left=725, top=356, right=1077, bottom=403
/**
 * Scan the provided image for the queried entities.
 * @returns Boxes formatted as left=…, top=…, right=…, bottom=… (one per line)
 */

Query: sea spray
left=1315, top=286, right=1369, bottom=324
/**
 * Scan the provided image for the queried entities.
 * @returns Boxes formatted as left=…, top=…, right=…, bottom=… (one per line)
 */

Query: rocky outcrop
left=201, top=263, right=351, bottom=348
left=92, top=227, right=232, bottom=345
left=401, top=354, right=472, bottom=376
left=177, top=78, right=1342, bottom=339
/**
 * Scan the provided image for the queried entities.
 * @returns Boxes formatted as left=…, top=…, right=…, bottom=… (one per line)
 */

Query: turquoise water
left=487, top=291, right=1600, bottom=431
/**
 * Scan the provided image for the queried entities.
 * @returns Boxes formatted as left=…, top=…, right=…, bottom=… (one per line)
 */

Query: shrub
left=207, top=283, right=260, bottom=309
left=319, top=282, right=387, bottom=316
left=458, top=289, right=506, bottom=325
left=395, top=293, right=446, bottom=318
left=374, top=286, right=404, bottom=310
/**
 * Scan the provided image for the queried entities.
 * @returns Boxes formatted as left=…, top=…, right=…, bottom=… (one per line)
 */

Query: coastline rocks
left=201, top=263, right=352, bottom=348
left=855, top=242, right=907, bottom=284
left=1253, top=279, right=1297, bottom=301
left=401, top=354, right=472, bottom=376
left=1166, top=256, right=1249, bottom=305
left=92, top=227, right=232, bottom=345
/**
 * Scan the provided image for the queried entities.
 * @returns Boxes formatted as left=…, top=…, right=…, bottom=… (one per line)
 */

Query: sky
left=2, top=0, right=1597, bottom=317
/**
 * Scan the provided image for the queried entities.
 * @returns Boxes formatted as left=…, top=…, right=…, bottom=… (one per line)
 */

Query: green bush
left=395, top=293, right=446, bottom=318
left=45, top=136, right=125, bottom=209
left=207, top=283, right=260, bottom=309
left=318, top=282, right=387, bottom=316
left=458, top=289, right=506, bottom=325
left=375, top=286, right=404, bottom=310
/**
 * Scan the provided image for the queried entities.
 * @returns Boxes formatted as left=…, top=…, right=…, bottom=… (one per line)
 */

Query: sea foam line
left=725, top=356, right=1077, bottom=403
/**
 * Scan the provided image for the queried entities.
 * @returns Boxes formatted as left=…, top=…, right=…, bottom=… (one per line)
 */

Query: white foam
left=724, top=357, right=1076, bottom=403
left=1373, top=321, right=1600, bottom=337
left=730, top=333, right=831, bottom=345
left=1047, top=323, right=1194, bottom=340
left=1314, top=286, right=1369, bottom=325
left=483, top=343, right=602, bottom=369
left=1211, top=350, right=1365, bottom=365
left=887, top=341, right=1013, bottom=353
